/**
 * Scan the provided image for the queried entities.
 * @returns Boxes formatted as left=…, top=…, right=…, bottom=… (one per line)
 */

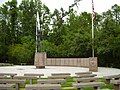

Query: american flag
left=92, top=0, right=96, bottom=20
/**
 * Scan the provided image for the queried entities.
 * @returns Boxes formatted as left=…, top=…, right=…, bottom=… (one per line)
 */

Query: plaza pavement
left=0, top=66, right=120, bottom=77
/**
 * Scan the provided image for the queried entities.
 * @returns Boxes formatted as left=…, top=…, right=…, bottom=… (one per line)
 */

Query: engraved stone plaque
left=34, top=52, right=46, bottom=68
left=89, top=57, right=98, bottom=72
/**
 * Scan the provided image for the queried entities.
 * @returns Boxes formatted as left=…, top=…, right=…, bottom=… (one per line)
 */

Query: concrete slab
left=0, top=66, right=120, bottom=78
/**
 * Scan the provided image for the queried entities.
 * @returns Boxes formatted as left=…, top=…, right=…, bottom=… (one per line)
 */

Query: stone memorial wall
left=46, top=58, right=90, bottom=68
left=34, top=53, right=98, bottom=72
left=45, top=57, right=98, bottom=72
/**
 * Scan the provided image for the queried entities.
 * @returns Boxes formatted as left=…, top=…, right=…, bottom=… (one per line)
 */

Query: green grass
left=20, top=88, right=25, bottom=90
left=97, top=78, right=114, bottom=89
left=25, top=79, right=37, bottom=84
left=83, top=87, right=94, bottom=90
left=61, top=77, right=75, bottom=87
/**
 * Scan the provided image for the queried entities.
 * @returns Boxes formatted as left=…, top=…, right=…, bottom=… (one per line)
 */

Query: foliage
left=0, top=0, right=120, bottom=67
left=7, top=36, right=35, bottom=64
left=41, top=40, right=58, bottom=57
left=95, top=4, right=120, bottom=67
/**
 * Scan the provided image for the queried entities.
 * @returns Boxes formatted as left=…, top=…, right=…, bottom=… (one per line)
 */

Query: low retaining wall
left=46, top=58, right=90, bottom=68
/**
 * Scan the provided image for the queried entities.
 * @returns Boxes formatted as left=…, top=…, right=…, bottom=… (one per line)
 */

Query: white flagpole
left=36, top=16, right=38, bottom=53
left=92, top=0, right=94, bottom=57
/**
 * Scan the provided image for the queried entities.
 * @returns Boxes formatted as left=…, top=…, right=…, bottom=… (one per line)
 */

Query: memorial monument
left=34, top=9, right=46, bottom=68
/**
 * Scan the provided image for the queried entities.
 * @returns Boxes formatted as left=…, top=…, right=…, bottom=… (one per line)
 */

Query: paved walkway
left=0, top=66, right=120, bottom=77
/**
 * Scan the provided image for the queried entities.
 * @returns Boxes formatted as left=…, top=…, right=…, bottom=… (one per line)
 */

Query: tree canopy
left=0, top=0, right=120, bottom=68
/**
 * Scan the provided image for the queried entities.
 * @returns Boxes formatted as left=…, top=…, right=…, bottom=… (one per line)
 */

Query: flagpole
left=35, top=0, right=38, bottom=53
left=36, top=17, right=38, bottom=53
left=92, top=0, right=94, bottom=57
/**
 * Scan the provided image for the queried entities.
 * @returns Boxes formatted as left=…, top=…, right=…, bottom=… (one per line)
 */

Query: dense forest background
left=0, top=0, right=120, bottom=68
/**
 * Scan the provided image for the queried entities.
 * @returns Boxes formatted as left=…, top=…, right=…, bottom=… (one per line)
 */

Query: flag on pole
left=92, top=0, right=96, bottom=20
left=37, top=12, right=40, bottom=31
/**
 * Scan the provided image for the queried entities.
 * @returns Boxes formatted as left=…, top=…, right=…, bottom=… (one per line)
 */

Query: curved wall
left=34, top=52, right=98, bottom=72
left=46, top=58, right=96, bottom=68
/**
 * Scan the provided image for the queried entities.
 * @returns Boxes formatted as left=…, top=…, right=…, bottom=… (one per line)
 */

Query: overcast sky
left=0, top=0, right=120, bottom=14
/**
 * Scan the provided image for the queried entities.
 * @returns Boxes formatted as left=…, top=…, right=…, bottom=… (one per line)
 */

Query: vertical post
left=16, top=83, right=19, bottom=90
left=92, top=13, right=94, bottom=57
left=91, top=0, right=94, bottom=57
left=36, top=18, right=38, bottom=53
left=30, top=79, right=32, bottom=84
left=36, top=0, right=38, bottom=53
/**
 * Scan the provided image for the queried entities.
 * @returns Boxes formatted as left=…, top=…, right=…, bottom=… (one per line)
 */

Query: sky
left=0, top=0, right=120, bottom=14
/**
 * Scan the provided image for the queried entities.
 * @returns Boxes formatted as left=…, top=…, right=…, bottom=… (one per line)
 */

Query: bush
left=7, top=36, right=35, bottom=64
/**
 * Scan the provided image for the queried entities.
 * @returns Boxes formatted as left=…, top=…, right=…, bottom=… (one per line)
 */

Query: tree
left=0, top=0, right=18, bottom=62
left=18, top=0, right=36, bottom=38
left=0, top=0, right=120, bottom=68
left=8, top=35, right=35, bottom=64
left=96, top=4, right=120, bottom=67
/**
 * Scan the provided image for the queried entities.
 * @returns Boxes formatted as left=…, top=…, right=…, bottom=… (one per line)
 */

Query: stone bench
left=110, top=79, right=120, bottom=90
left=0, top=79, right=25, bottom=90
left=24, top=73, right=44, bottom=78
left=38, top=79, right=66, bottom=84
left=0, top=73, right=17, bottom=78
left=25, top=84, right=61, bottom=90
left=0, top=84, right=15, bottom=90
left=75, top=71, right=92, bottom=75
left=13, top=76, right=37, bottom=84
left=72, top=82, right=104, bottom=90
left=48, top=75, right=70, bottom=79
left=51, top=73, right=71, bottom=76
left=0, top=63, right=13, bottom=66
left=104, top=74, right=120, bottom=84
left=74, top=74, right=97, bottom=78
left=0, top=76, right=11, bottom=79
left=74, top=77, right=99, bottom=83
left=20, top=63, right=26, bottom=66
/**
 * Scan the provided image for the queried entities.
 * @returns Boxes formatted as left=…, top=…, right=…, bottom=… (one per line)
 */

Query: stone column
left=89, top=57, right=98, bottom=72
left=34, top=52, right=46, bottom=68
